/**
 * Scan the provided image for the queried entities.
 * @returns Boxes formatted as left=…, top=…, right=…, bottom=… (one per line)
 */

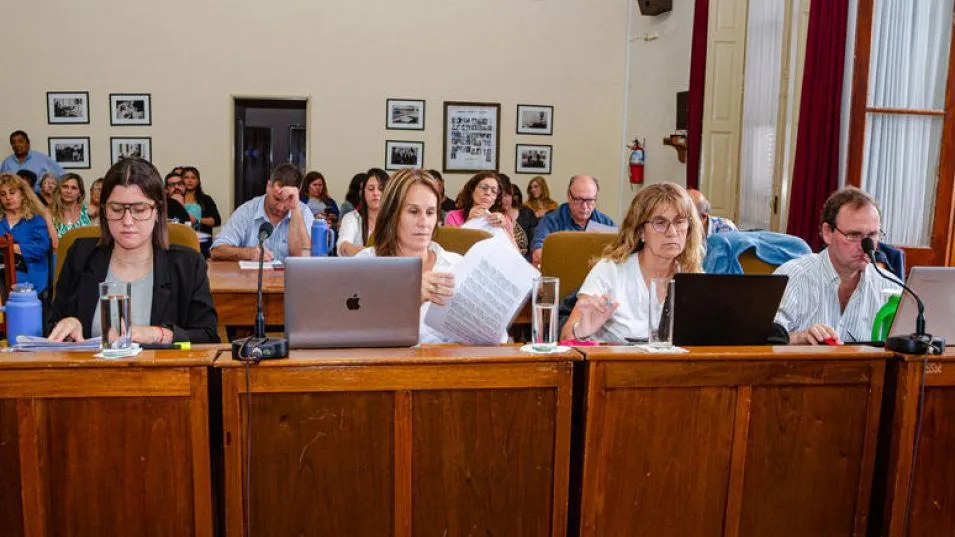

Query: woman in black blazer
left=49, top=158, right=219, bottom=344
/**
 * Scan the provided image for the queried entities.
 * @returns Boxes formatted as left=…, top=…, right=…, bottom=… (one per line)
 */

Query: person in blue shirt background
left=0, top=173, right=51, bottom=293
left=530, top=175, right=616, bottom=266
left=1, top=131, right=64, bottom=191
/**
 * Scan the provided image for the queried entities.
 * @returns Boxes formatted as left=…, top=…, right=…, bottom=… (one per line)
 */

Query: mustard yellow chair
left=737, top=249, right=778, bottom=275
left=540, top=231, right=617, bottom=294
left=433, top=227, right=493, bottom=255
left=54, top=223, right=201, bottom=289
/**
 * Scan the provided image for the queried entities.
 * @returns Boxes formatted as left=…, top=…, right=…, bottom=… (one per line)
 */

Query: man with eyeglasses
left=211, top=163, right=313, bottom=263
left=530, top=175, right=616, bottom=266
left=163, top=171, right=192, bottom=225
left=774, top=187, right=899, bottom=345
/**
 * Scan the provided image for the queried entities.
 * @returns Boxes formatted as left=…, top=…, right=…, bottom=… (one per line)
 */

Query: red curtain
left=686, top=0, right=710, bottom=190
left=786, top=0, right=850, bottom=250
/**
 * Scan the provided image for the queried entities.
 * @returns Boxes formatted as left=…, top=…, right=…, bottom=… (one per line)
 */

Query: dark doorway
left=233, top=98, right=307, bottom=209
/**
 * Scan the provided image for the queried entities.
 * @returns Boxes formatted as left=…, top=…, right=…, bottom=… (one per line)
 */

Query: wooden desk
left=208, top=260, right=284, bottom=328
left=217, top=345, right=578, bottom=537
left=875, top=351, right=955, bottom=537
left=577, top=345, right=890, bottom=537
left=0, top=347, right=217, bottom=536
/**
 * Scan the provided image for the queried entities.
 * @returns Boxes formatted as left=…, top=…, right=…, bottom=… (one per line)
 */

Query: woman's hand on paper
left=48, top=317, right=83, bottom=342
left=422, top=271, right=455, bottom=306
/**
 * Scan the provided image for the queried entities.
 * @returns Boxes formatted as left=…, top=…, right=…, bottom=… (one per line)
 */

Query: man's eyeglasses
left=104, top=202, right=156, bottom=221
left=831, top=224, right=884, bottom=243
left=646, top=217, right=690, bottom=233
left=167, top=181, right=183, bottom=187
left=477, top=184, right=499, bottom=195
left=569, top=194, right=597, bottom=206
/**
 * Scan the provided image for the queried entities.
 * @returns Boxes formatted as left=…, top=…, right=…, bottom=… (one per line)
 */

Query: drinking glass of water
left=648, top=278, right=674, bottom=347
left=532, top=276, right=559, bottom=351
left=99, top=281, right=132, bottom=350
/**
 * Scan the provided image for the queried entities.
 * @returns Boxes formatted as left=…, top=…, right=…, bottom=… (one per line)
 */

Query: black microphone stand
left=232, top=224, right=289, bottom=361
left=862, top=238, right=932, bottom=354
left=254, top=239, right=266, bottom=339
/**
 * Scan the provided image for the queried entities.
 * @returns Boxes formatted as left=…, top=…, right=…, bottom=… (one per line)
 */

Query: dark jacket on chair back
left=50, top=238, right=219, bottom=343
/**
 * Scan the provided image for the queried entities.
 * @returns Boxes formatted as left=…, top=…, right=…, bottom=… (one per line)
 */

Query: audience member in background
left=181, top=166, right=221, bottom=234
left=338, top=172, right=365, bottom=217
left=51, top=173, right=91, bottom=239
left=211, top=163, right=313, bottom=263
left=505, top=181, right=538, bottom=257
left=337, top=169, right=387, bottom=256
left=428, top=169, right=457, bottom=214
left=530, top=175, right=616, bottom=266
left=497, top=174, right=529, bottom=255
left=0, top=173, right=51, bottom=293
left=1, top=131, right=64, bottom=186
left=444, top=171, right=519, bottom=250
left=163, top=171, right=192, bottom=224
left=687, top=188, right=738, bottom=235
left=15, top=169, right=37, bottom=191
left=37, top=173, right=57, bottom=206
left=524, top=176, right=559, bottom=218
left=357, top=168, right=506, bottom=343
left=48, top=158, right=218, bottom=344
left=88, top=178, right=103, bottom=222
left=774, top=187, right=898, bottom=345
left=560, top=182, right=703, bottom=343
left=302, top=171, right=340, bottom=227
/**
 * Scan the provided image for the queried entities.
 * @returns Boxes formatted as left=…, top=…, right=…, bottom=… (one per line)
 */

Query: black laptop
left=670, top=273, right=789, bottom=346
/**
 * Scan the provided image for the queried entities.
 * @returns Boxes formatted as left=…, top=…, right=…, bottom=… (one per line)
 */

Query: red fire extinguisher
left=629, top=138, right=645, bottom=186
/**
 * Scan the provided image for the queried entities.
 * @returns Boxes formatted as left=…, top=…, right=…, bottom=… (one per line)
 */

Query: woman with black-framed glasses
left=48, top=157, right=219, bottom=344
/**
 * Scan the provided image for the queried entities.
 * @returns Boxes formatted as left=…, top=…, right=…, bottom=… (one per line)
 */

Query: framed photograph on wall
left=111, top=136, right=152, bottom=163
left=48, top=137, right=91, bottom=169
left=110, top=93, right=152, bottom=125
left=386, top=99, right=425, bottom=130
left=516, top=104, right=553, bottom=135
left=385, top=140, right=424, bottom=170
left=47, top=92, right=90, bottom=124
left=515, top=144, right=552, bottom=174
left=443, top=101, right=500, bottom=173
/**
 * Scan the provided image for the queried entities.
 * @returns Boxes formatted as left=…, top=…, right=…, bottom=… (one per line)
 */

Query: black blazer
left=50, top=238, right=220, bottom=343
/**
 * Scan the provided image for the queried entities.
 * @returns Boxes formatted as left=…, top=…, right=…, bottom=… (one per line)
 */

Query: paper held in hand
left=424, top=238, right=540, bottom=344
left=460, top=215, right=513, bottom=243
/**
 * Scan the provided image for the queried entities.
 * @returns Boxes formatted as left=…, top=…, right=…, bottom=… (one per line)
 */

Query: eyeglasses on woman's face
left=645, top=216, right=689, bottom=233
left=104, top=202, right=156, bottom=221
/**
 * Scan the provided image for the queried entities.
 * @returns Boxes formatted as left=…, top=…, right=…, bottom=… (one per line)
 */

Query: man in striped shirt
left=774, top=187, right=900, bottom=345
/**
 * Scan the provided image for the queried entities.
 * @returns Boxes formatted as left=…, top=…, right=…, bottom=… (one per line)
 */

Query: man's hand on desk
left=790, top=323, right=841, bottom=345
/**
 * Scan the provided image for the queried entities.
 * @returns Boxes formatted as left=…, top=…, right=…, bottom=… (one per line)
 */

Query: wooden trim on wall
left=845, top=0, right=874, bottom=188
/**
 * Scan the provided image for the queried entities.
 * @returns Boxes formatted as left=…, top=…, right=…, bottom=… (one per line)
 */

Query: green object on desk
left=872, top=293, right=901, bottom=341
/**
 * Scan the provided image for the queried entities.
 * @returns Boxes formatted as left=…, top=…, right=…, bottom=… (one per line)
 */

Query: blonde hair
left=372, top=168, right=441, bottom=257
left=0, top=173, right=47, bottom=221
left=602, top=182, right=704, bottom=272
left=51, top=173, right=86, bottom=228
left=525, top=176, right=557, bottom=213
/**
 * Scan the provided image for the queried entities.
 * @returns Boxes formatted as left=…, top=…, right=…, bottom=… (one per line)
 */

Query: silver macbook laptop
left=889, top=266, right=955, bottom=344
left=285, top=256, right=422, bottom=348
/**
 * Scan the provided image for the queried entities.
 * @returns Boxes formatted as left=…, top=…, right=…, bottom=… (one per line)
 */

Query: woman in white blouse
left=337, top=168, right=388, bottom=256
left=560, top=182, right=704, bottom=343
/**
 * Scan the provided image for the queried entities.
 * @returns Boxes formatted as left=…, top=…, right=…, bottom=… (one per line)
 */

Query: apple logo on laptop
left=346, top=294, right=360, bottom=311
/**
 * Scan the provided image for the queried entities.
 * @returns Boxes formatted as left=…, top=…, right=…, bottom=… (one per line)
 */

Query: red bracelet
left=155, top=326, right=164, bottom=344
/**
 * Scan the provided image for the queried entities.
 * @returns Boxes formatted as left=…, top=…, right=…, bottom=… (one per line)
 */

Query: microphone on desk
left=232, top=221, right=289, bottom=361
left=860, top=237, right=937, bottom=354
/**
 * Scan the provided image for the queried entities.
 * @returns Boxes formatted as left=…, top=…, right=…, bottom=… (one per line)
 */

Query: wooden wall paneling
left=0, top=399, right=24, bottom=537
left=578, top=352, right=886, bottom=537
left=219, top=353, right=575, bottom=537
left=880, top=356, right=955, bottom=537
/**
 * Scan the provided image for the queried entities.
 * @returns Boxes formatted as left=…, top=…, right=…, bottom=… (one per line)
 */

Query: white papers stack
left=460, top=216, right=513, bottom=243
left=13, top=336, right=102, bottom=352
left=238, top=260, right=284, bottom=270
left=424, top=238, right=540, bottom=344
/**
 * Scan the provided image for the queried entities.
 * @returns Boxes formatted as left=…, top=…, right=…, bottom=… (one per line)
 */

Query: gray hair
left=567, top=175, right=599, bottom=194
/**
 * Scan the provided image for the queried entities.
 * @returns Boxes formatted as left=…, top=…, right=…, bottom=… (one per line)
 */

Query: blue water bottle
left=310, top=219, right=336, bottom=256
left=2, top=283, right=43, bottom=345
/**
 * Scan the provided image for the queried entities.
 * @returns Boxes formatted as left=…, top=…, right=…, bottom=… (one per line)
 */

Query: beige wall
left=622, top=1, right=695, bottom=215
left=3, top=0, right=633, bottom=221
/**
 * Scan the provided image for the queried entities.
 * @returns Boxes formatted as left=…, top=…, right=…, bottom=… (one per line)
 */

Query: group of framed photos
left=383, top=99, right=554, bottom=174
left=45, top=91, right=153, bottom=170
